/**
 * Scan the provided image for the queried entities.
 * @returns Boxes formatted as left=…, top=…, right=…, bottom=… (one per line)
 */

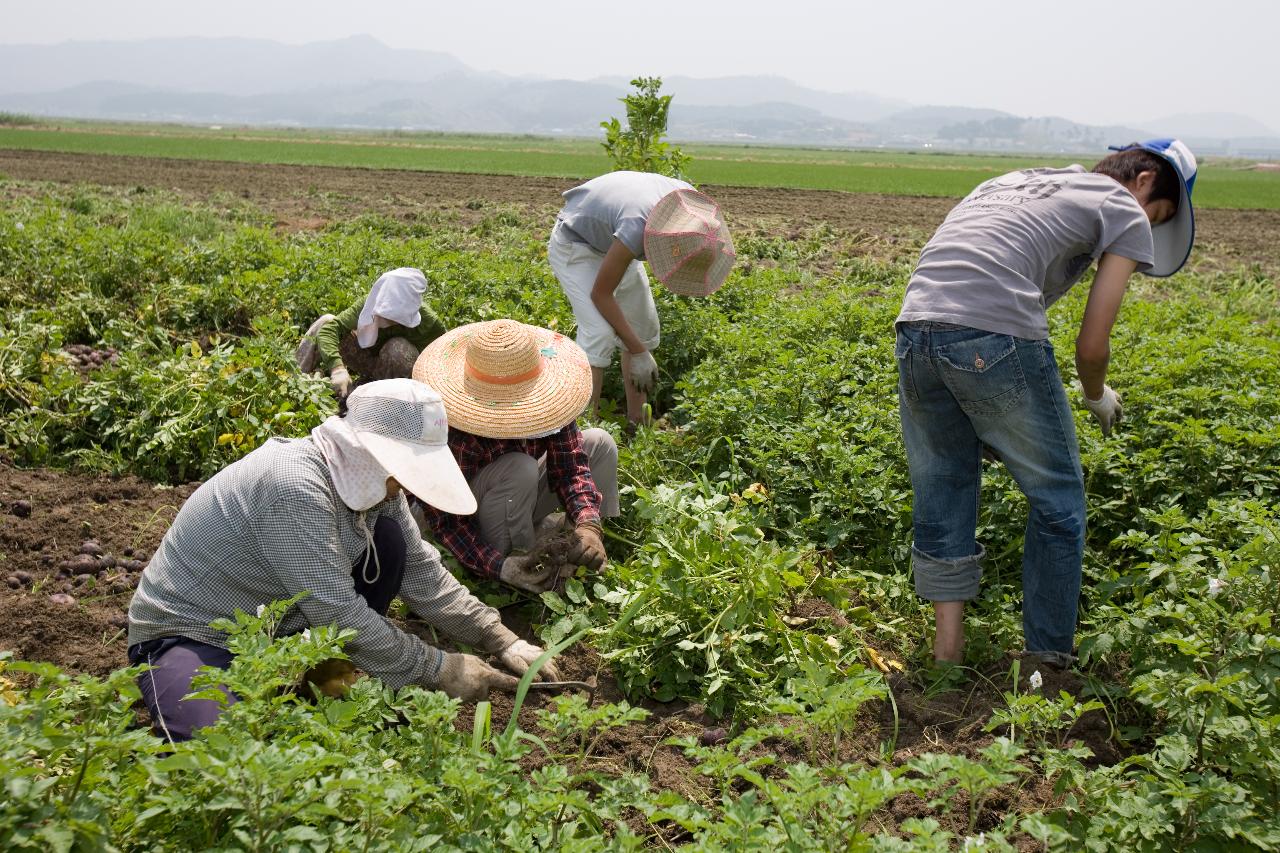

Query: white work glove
left=498, top=639, right=562, bottom=682
left=499, top=554, right=557, bottom=593
left=1080, top=383, right=1123, bottom=437
left=330, top=366, right=352, bottom=399
left=433, top=652, right=519, bottom=702
left=628, top=349, right=658, bottom=395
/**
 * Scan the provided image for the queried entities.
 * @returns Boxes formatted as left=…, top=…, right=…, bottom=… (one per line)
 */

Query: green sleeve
left=400, top=306, right=447, bottom=352
left=315, top=299, right=363, bottom=375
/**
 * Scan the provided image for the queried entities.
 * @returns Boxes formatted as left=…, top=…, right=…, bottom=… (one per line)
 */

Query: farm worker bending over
left=411, top=319, right=619, bottom=593
left=894, top=139, right=1197, bottom=668
left=296, top=267, right=446, bottom=401
left=548, top=171, right=736, bottom=427
left=127, top=379, right=558, bottom=743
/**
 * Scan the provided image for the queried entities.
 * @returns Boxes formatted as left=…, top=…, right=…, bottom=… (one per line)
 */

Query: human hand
left=330, top=366, right=352, bottom=399
left=498, top=639, right=562, bottom=682
left=566, top=522, right=607, bottom=571
left=499, top=554, right=557, bottom=593
left=1080, top=383, right=1123, bottom=436
left=628, top=349, right=658, bottom=395
left=433, top=652, right=519, bottom=701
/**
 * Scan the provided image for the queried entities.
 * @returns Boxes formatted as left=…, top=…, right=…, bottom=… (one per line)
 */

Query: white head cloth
left=356, top=268, right=427, bottom=349
left=310, top=416, right=389, bottom=512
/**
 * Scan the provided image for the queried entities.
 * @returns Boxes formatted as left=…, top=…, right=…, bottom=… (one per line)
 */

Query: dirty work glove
left=303, top=658, right=359, bottom=698
left=628, top=349, right=658, bottom=395
left=434, top=653, right=519, bottom=702
left=566, top=521, right=607, bottom=572
left=498, top=639, right=562, bottom=682
left=499, top=554, right=556, bottom=594
left=330, top=366, right=352, bottom=399
left=1080, top=383, right=1123, bottom=436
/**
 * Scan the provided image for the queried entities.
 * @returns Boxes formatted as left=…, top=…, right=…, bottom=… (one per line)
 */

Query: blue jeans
left=895, top=322, right=1085, bottom=656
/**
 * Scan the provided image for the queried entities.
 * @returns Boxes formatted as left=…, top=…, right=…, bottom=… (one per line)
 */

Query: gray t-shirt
left=557, top=170, right=692, bottom=258
left=128, top=437, right=511, bottom=688
left=897, top=166, right=1155, bottom=340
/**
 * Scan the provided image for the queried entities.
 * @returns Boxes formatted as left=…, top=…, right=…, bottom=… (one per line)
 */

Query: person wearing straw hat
left=127, top=379, right=557, bottom=742
left=548, top=171, right=735, bottom=427
left=412, top=319, right=620, bottom=593
left=894, top=139, right=1197, bottom=671
left=296, top=267, right=446, bottom=401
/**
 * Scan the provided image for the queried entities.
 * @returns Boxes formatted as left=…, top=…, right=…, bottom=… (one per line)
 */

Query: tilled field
left=3, top=147, right=1278, bottom=272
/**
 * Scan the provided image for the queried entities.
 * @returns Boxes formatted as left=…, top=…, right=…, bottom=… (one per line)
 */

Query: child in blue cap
left=894, top=139, right=1197, bottom=668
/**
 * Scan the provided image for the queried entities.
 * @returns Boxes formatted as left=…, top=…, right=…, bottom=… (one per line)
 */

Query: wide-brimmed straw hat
left=340, top=379, right=476, bottom=514
left=412, top=319, right=592, bottom=439
left=643, top=189, right=736, bottom=297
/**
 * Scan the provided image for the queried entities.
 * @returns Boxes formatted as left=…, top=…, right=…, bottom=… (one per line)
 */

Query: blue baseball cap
left=1107, top=138, right=1197, bottom=277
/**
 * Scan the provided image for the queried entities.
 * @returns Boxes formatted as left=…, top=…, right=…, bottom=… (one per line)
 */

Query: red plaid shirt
left=419, top=424, right=602, bottom=579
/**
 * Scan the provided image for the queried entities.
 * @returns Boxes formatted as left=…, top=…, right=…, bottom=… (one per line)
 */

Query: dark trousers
left=128, top=515, right=407, bottom=742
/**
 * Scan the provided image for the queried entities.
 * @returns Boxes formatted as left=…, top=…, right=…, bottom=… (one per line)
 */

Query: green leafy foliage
left=600, top=76, right=691, bottom=180
left=2, top=180, right=1278, bottom=847
left=564, top=481, right=847, bottom=717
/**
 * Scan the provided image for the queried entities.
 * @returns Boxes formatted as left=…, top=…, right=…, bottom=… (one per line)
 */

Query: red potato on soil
left=61, top=554, right=99, bottom=575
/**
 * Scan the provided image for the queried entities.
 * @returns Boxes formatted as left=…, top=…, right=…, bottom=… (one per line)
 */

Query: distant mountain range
left=3, top=35, right=1278, bottom=156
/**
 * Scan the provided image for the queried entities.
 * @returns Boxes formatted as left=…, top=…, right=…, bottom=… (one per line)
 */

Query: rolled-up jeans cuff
left=912, top=543, right=985, bottom=601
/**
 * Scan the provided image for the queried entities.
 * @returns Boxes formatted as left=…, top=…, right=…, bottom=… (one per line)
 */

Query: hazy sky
left=6, top=0, right=1278, bottom=131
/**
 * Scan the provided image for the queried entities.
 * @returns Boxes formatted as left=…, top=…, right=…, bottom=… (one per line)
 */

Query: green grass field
left=1, top=122, right=1277, bottom=208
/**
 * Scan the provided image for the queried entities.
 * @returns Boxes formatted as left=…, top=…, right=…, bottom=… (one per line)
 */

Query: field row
left=1, top=124, right=1277, bottom=208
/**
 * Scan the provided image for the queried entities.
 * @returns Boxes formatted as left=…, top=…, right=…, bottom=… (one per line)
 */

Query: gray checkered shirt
left=127, top=437, right=515, bottom=687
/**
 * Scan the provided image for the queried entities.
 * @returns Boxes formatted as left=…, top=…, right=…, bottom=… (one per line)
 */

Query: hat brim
left=352, top=430, right=477, bottom=515
left=643, top=189, right=735, bottom=297
left=1146, top=180, right=1195, bottom=278
left=658, top=246, right=736, bottom=297
left=412, top=322, right=593, bottom=440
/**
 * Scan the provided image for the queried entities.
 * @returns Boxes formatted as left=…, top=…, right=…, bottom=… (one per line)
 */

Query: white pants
left=548, top=223, right=660, bottom=369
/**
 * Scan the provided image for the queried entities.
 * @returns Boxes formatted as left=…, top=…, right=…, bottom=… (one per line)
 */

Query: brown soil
left=3, top=148, right=1277, bottom=273
left=525, top=529, right=576, bottom=575
left=0, top=462, right=198, bottom=675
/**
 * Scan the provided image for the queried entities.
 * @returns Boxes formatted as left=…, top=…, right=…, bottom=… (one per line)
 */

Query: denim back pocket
left=934, top=333, right=1027, bottom=416
left=894, top=334, right=918, bottom=403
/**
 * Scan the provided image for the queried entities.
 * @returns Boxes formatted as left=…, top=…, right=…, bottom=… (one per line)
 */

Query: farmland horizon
left=2, top=13, right=1278, bottom=152
left=3, top=121, right=1277, bottom=210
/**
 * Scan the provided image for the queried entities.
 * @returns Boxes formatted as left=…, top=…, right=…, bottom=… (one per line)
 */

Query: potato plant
left=2, top=180, right=1279, bottom=848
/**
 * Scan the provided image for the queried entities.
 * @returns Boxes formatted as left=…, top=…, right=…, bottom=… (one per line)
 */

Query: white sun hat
left=356, top=268, right=428, bottom=348
left=1107, top=138, right=1197, bottom=277
left=643, top=189, right=736, bottom=297
left=312, top=378, right=476, bottom=514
